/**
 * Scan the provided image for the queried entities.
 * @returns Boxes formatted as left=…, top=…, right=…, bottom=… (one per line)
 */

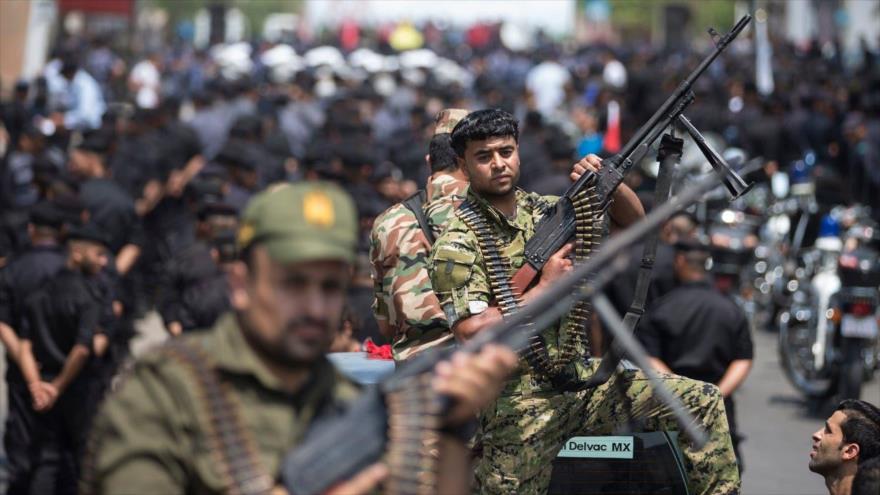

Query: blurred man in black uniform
left=0, top=203, right=68, bottom=494
left=8, top=224, right=110, bottom=494
left=636, top=238, right=753, bottom=470
left=215, top=140, right=260, bottom=212
left=608, top=210, right=698, bottom=316
left=0, top=202, right=67, bottom=364
left=157, top=201, right=235, bottom=336
left=68, top=129, right=142, bottom=277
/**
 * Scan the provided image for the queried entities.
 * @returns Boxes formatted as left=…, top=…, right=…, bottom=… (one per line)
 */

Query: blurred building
left=2, top=0, right=879, bottom=95
left=0, top=0, right=134, bottom=95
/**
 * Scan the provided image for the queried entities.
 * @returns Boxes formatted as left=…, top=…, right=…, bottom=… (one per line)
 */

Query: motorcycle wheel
left=778, top=314, right=835, bottom=399
left=837, top=338, right=865, bottom=401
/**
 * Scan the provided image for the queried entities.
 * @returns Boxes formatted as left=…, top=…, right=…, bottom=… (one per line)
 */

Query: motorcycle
left=778, top=206, right=880, bottom=401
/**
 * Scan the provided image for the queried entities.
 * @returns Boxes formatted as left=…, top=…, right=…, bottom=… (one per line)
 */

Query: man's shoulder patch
left=431, top=247, right=476, bottom=291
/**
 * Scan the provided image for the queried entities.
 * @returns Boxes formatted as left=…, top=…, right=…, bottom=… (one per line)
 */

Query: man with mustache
left=83, top=182, right=518, bottom=494
left=430, top=108, right=741, bottom=494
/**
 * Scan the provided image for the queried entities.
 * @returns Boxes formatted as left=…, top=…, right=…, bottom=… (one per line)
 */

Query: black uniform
left=607, top=241, right=677, bottom=316
left=79, top=178, right=142, bottom=255
left=157, top=240, right=229, bottom=332
left=0, top=242, right=66, bottom=493
left=8, top=268, right=103, bottom=495
left=79, top=177, right=143, bottom=317
left=635, top=279, right=753, bottom=467
left=0, top=242, right=66, bottom=332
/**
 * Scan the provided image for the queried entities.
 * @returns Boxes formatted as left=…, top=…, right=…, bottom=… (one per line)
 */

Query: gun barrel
left=613, top=14, right=752, bottom=171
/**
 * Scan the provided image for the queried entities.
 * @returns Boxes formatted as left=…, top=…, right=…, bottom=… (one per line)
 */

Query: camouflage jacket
left=369, top=173, right=468, bottom=361
left=83, top=313, right=359, bottom=494
left=430, top=187, right=584, bottom=396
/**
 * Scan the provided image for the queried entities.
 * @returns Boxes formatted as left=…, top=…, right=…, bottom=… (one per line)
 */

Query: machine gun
left=510, top=14, right=753, bottom=296
left=281, top=175, right=726, bottom=495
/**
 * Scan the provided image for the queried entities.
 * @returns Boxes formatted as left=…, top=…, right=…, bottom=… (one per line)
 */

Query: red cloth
left=364, top=339, right=392, bottom=360
left=340, top=20, right=360, bottom=52
left=603, top=100, right=621, bottom=153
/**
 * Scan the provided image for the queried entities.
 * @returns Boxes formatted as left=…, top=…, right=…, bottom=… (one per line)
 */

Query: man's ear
left=227, top=260, right=250, bottom=310
left=425, top=153, right=431, bottom=172
left=457, top=156, right=468, bottom=177
left=841, top=442, right=860, bottom=462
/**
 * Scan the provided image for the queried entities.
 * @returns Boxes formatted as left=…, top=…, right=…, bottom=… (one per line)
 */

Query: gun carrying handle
left=511, top=263, right=538, bottom=298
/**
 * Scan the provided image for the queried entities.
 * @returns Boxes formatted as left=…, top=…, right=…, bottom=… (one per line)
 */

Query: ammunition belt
left=553, top=187, right=603, bottom=389
left=456, top=200, right=556, bottom=381
left=385, top=373, right=442, bottom=495
left=456, top=192, right=603, bottom=390
left=164, top=340, right=275, bottom=495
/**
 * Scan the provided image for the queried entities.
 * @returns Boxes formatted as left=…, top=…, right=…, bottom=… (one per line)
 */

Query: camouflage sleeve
left=371, top=204, right=437, bottom=337
left=425, top=196, right=457, bottom=239
left=429, top=225, right=490, bottom=328
left=368, top=215, right=391, bottom=324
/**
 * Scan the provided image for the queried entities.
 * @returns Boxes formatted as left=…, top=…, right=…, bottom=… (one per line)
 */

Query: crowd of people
left=0, top=15, right=879, bottom=495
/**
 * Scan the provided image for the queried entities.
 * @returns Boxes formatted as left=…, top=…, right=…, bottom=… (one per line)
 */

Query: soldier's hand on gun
left=570, top=154, right=603, bottom=182
left=433, top=344, right=519, bottom=426
left=538, top=243, right=575, bottom=287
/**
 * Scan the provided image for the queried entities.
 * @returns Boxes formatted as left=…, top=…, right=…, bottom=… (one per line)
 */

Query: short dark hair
left=836, top=400, right=880, bottom=463
left=853, top=456, right=880, bottom=495
left=428, top=133, right=458, bottom=173
left=450, top=108, right=519, bottom=158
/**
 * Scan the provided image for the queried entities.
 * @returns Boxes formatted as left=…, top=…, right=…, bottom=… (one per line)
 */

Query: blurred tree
left=145, top=0, right=302, bottom=40
left=610, top=0, right=736, bottom=42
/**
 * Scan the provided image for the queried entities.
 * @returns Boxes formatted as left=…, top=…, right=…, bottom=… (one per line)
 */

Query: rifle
left=281, top=175, right=724, bottom=495
left=509, top=14, right=752, bottom=296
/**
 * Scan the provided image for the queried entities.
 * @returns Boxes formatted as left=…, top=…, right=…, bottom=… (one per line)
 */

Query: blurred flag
left=603, top=100, right=621, bottom=153
left=755, top=11, right=775, bottom=95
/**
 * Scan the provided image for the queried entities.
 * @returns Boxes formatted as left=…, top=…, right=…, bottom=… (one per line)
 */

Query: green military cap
left=434, top=108, right=469, bottom=135
left=237, top=182, right=357, bottom=264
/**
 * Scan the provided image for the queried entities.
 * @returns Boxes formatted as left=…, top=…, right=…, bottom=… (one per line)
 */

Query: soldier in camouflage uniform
left=83, top=182, right=519, bottom=494
left=430, top=109, right=741, bottom=494
left=370, top=109, right=470, bottom=360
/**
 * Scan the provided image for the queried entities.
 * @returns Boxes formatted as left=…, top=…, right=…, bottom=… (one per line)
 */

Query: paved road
left=739, top=327, right=880, bottom=495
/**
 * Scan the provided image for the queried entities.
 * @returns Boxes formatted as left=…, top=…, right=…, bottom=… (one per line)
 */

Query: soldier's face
left=809, top=411, right=857, bottom=476
left=460, top=135, right=520, bottom=199
left=71, top=240, right=108, bottom=275
left=68, top=149, right=96, bottom=177
left=234, top=246, right=349, bottom=367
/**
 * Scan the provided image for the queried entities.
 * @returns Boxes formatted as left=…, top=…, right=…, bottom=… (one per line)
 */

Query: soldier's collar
left=466, top=187, right=528, bottom=232
left=427, top=173, right=468, bottom=202
left=211, top=313, right=337, bottom=399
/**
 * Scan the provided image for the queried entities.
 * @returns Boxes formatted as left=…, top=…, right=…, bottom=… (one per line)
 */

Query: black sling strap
left=402, top=189, right=436, bottom=246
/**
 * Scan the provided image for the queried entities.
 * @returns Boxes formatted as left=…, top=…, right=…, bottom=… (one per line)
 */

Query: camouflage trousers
left=473, top=362, right=741, bottom=495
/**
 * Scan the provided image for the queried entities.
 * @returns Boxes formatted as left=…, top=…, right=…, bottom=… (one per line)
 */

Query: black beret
left=674, top=237, right=711, bottom=253
left=197, top=201, right=238, bottom=221
left=29, top=202, right=64, bottom=229
left=66, top=223, right=111, bottom=248
left=215, top=141, right=257, bottom=171
left=52, top=193, right=86, bottom=226
left=75, top=129, right=113, bottom=154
